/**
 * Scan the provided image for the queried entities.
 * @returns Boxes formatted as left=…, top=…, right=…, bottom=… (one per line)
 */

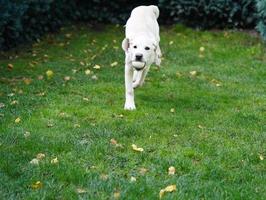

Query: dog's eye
left=133, top=45, right=137, bottom=49
left=145, top=47, right=150, bottom=50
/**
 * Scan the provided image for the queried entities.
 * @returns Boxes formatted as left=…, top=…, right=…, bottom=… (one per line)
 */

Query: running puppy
left=122, top=5, right=161, bottom=110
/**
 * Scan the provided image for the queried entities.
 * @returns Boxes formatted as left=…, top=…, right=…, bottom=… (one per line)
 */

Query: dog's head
left=122, top=36, right=159, bottom=70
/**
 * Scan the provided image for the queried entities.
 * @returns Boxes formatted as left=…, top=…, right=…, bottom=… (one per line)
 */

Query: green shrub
left=0, top=0, right=259, bottom=50
left=158, top=0, right=256, bottom=28
left=256, top=0, right=266, bottom=40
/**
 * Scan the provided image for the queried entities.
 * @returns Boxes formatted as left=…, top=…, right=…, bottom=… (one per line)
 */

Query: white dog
left=122, top=5, right=161, bottom=110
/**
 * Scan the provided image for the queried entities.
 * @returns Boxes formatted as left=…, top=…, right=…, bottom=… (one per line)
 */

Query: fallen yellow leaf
left=168, top=166, right=176, bottom=175
left=139, top=167, right=148, bottom=175
left=63, top=76, right=70, bottom=81
left=23, top=78, right=32, bottom=85
left=159, top=185, right=176, bottom=199
left=10, top=100, right=18, bottom=105
left=46, top=70, right=54, bottom=79
left=190, top=71, right=197, bottom=76
left=91, top=75, right=98, bottom=80
left=24, top=131, right=31, bottom=138
left=31, top=181, right=43, bottom=189
left=7, top=63, right=14, bottom=70
left=130, top=176, right=137, bottom=182
left=76, top=187, right=87, bottom=194
left=85, top=69, right=91, bottom=75
left=176, top=72, right=182, bottom=77
left=65, top=33, right=72, bottom=38
left=199, top=47, right=205, bottom=52
left=110, top=138, right=118, bottom=145
left=100, top=174, right=108, bottom=180
left=36, top=153, right=45, bottom=160
left=198, top=125, right=204, bottom=129
left=93, top=64, right=101, bottom=69
left=110, top=138, right=123, bottom=148
left=113, top=191, right=120, bottom=199
left=30, top=158, right=39, bottom=165
left=132, top=144, right=144, bottom=152
left=74, top=124, right=80, bottom=128
left=51, top=157, right=58, bottom=164
left=111, top=61, right=118, bottom=67
left=38, top=75, right=44, bottom=80
left=15, top=117, right=21, bottom=123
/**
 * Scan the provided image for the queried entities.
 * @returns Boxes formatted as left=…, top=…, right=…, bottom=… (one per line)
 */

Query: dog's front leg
left=124, top=64, right=136, bottom=110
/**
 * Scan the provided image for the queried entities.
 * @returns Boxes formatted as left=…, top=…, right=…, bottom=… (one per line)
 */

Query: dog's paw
left=124, top=102, right=136, bottom=110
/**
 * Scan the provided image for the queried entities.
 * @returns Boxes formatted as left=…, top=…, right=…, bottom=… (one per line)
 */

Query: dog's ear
left=153, top=43, right=162, bottom=67
left=122, top=38, right=130, bottom=52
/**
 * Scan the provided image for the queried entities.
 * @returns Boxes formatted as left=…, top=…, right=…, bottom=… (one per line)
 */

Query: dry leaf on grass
left=30, top=158, right=39, bottom=165
left=168, top=166, right=176, bottom=175
left=199, top=47, right=205, bottom=52
left=36, top=153, right=45, bottom=160
left=113, top=191, right=120, bottom=199
left=76, top=187, right=87, bottom=194
left=110, top=61, right=118, bottom=67
left=74, top=123, right=80, bottom=128
left=36, top=92, right=45, bottom=96
left=51, top=157, right=58, bottom=164
left=100, top=174, right=109, bottom=181
left=31, top=181, right=43, bottom=189
left=24, top=131, right=31, bottom=138
left=159, top=185, right=176, bottom=199
left=23, top=78, right=32, bottom=85
left=130, top=176, right=136, bottom=182
left=46, top=70, right=54, bottom=79
left=0, top=103, right=5, bottom=108
left=64, top=76, right=71, bottom=81
left=10, top=100, right=18, bottom=105
left=91, top=75, right=98, bottom=80
left=139, top=167, right=148, bottom=175
left=110, top=138, right=123, bottom=148
left=7, top=63, right=14, bottom=70
left=198, top=125, right=204, bottom=129
left=15, top=117, right=21, bottom=123
left=85, top=69, right=91, bottom=75
left=189, top=71, right=197, bottom=76
left=93, top=64, right=101, bottom=69
left=132, top=144, right=144, bottom=152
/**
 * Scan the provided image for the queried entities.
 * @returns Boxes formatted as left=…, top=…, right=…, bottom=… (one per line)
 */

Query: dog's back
left=131, top=5, right=159, bottom=19
left=125, top=5, right=160, bottom=41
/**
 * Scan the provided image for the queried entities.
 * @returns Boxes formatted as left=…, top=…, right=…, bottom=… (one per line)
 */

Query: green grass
left=0, top=24, right=265, bottom=199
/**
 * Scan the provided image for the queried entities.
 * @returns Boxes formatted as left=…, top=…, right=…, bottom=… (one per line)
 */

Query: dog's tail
left=150, top=5, right=159, bottom=19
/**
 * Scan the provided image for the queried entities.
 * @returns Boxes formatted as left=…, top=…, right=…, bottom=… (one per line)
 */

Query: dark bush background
left=256, top=0, right=266, bottom=40
left=0, top=0, right=264, bottom=50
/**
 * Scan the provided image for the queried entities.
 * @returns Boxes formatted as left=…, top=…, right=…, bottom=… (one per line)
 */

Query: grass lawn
left=0, top=24, right=265, bottom=199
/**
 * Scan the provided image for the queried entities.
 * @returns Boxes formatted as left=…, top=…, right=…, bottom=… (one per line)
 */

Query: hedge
left=158, top=0, right=256, bottom=28
left=0, top=0, right=263, bottom=50
left=256, top=0, right=266, bottom=41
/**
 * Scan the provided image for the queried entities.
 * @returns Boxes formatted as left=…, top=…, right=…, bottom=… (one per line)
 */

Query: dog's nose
left=135, top=54, right=143, bottom=61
